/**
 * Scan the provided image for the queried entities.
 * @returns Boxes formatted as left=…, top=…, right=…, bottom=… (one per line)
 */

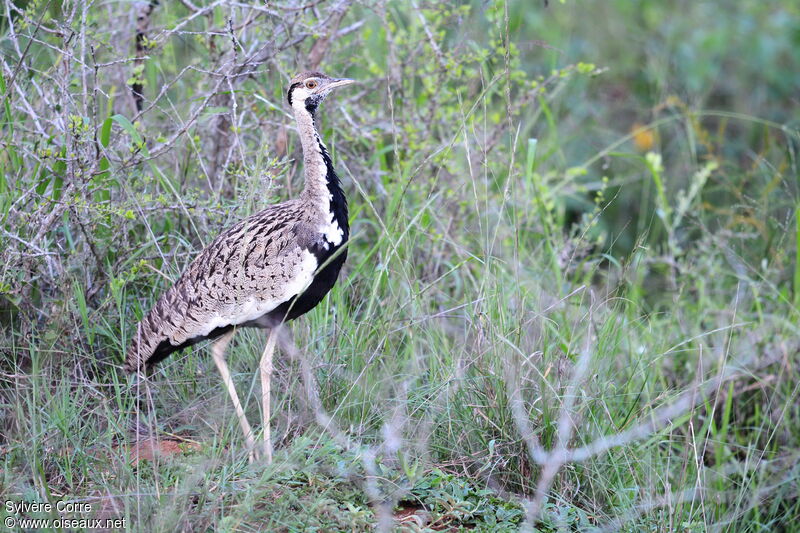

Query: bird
left=124, top=71, right=355, bottom=463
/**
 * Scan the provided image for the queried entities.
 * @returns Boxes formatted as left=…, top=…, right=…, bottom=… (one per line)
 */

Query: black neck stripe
left=287, top=82, right=302, bottom=106
left=316, top=138, right=349, bottom=241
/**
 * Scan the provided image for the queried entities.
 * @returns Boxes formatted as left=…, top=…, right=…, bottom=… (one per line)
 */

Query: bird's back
left=125, top=199, right=348, bottom=372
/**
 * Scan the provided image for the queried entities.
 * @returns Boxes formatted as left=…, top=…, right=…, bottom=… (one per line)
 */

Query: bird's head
left=287, top=71, right=355, bottom=113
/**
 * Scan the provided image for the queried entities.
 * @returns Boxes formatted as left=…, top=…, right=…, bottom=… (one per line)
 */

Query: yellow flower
left=631, top=122, right=656, bottom=152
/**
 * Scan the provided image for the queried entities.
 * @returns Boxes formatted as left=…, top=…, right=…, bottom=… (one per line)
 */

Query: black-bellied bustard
left=125, top=72, right=355, bottom=463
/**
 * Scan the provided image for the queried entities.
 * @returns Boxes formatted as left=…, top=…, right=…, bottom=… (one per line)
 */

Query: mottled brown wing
left=124, top=201, right=318, bottom=372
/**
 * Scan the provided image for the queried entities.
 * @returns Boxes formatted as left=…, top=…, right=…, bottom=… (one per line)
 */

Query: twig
left=132, top=1, right=159, bottom=113
left=308, top=0, right=353, bottom=69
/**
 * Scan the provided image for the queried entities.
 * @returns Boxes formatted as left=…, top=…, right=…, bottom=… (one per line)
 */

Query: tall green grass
left=1, top=0, right=799, bottom=531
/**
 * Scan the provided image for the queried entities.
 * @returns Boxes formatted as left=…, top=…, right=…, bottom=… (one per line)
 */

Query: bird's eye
left=305, top=80, right=318, bottom=89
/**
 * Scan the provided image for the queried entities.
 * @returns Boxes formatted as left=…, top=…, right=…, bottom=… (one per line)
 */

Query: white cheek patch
left=292, top=87, right=312, bottom=107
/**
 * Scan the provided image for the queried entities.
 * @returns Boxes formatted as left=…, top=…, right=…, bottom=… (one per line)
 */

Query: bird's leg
left=259, top=328, right=278, bottom=464
left=211, top=330, right=257, bottom=462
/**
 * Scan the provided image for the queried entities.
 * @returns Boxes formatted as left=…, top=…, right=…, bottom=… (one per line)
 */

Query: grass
left=2, top=0, right=800, bottom=531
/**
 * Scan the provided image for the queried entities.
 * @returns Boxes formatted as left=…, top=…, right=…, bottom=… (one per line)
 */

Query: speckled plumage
left=125, top=72, right=351, bottom=374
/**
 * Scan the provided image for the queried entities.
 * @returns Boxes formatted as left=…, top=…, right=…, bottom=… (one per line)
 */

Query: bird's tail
left=124, top=323, right=149, bottom=374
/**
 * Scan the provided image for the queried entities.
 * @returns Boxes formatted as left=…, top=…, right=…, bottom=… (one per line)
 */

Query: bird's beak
left=325, top=78, right=356, bottom=91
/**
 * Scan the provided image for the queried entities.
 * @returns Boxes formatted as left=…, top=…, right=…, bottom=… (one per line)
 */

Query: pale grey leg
left=259, top=329, right=278, bottom=464
left=211, top=330, right=257, bottom=462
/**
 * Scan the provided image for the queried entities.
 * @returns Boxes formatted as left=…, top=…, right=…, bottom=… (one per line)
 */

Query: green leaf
left=111, top=113, right=149, bottom=157
left=73, top=281, right=92, bottom=344
left=100, top=117, right=112, bottom=147
left=202, top=106, right=230, bottom=115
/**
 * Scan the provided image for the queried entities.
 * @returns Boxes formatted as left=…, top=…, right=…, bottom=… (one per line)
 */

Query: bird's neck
left=294, top=105, right=349, bottom=234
